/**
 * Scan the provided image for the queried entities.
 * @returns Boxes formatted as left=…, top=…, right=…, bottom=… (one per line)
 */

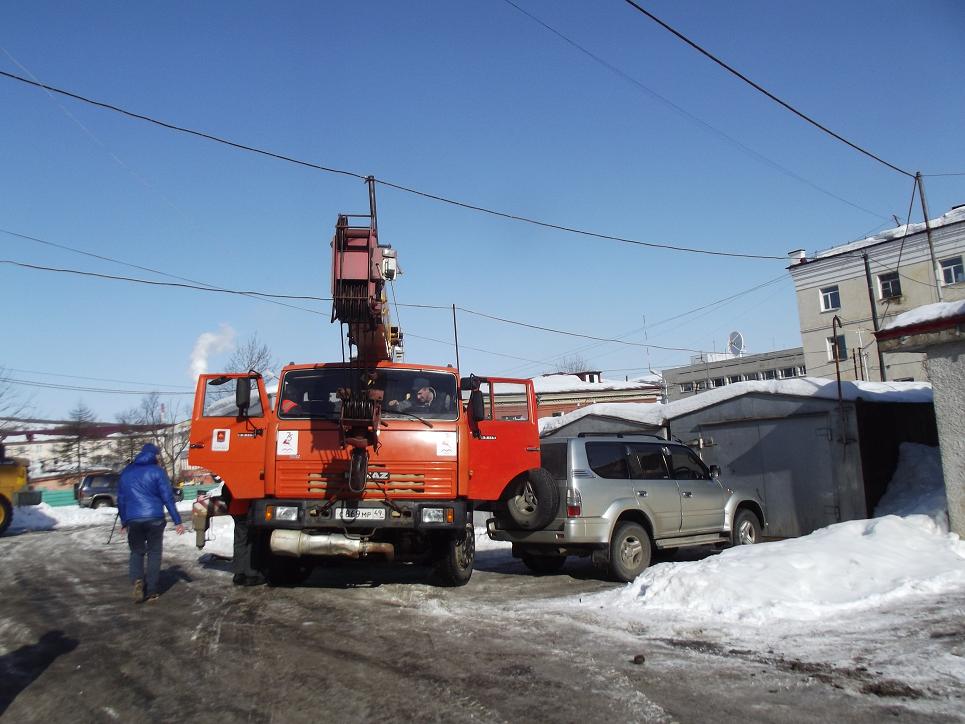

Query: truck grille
left=275, top=461, right=455, bottom=499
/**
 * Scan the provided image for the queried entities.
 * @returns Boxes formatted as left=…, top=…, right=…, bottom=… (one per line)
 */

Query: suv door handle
left=681, top=491, right=693, bottom=498
left=636, top=490, right=648, bottom=497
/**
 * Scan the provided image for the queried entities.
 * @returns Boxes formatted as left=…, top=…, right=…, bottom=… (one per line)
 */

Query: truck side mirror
left=469, top=389, right=485, bottom=421
left=235, top=379, right=251, bottom=416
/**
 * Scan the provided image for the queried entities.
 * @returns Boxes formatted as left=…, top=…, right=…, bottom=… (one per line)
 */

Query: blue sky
left=2, top=1, right=963, bottom=421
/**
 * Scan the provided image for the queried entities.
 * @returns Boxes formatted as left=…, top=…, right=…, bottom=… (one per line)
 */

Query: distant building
left=787, top=204, right=965, bottom=383
left=663, top=348, right=806, bottom=402
left=488, top=372, right=663, bottom=420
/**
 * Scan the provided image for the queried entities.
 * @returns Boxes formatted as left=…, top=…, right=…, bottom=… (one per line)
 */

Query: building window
left=798, top=365, right=807, bottom=376
left=779, top=367, right=797, bottom=379
left=695, top=381, right=706, bottom=391
left=820, top=285, right=841, bottom=311
left=762, top=369, right=777, bottom=380
left=878, top=272, right=902, bottom=300
left=742, top=372, right=760, bottom=382
left=727, top=375, right=742, bottom=384
left=941, top=256, right=964, bottom=285
left=551, top=411, right=564, bottom=417
left=711, top=377, right=726, bottom=388
left=679, top=382, right=694, bottom=393
left=827, top=335, right=848, bottom=361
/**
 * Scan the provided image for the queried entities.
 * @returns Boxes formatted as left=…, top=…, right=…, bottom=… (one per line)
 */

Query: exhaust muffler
left=191, top=495, right=228, bottom=549
left=270, top=530, right=395, bottom=561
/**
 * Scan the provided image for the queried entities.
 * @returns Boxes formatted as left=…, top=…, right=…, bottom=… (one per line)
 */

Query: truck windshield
left=278, top=368, right=459, bottom=421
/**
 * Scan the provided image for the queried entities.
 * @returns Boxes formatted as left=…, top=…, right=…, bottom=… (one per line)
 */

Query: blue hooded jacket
left=117, top=444, right=182, bottom=526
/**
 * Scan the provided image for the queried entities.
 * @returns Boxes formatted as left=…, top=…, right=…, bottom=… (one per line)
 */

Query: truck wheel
left=608, top=522, right=651, bottom=582
left=501, top=469, right=559, bottom=531
left=732, top=509, right=761, bottom=546
left=0, top=496, right=12, bottom=536
left=521, top=553, right=566, bottom=575
left=434, top=522, right=475, bottom=587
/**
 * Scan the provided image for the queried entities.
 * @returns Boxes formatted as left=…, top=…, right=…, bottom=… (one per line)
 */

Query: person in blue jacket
left=117, top=443, right=185, bottom=603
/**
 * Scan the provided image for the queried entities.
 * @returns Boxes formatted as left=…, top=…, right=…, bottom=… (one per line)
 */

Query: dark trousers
left=127, top=519, right=166, bottom=594
left=232, top=515, right=259, bottom=577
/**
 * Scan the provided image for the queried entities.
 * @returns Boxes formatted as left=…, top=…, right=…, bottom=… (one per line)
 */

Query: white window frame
left=826, top=335, right=848, bottom=362
left=940, top=256, right=964, bottom=285
left=877, top=272, right=901, bottom=300
left=819, top=285, right=841, bottom=312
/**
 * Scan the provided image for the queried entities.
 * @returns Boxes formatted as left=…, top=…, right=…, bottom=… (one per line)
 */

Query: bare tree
left=128, top=393, right=189, bottom=480
left=553, top=354, right=590, bottom=374
left=56, top=402, right=98, bottom=474
left=0, top=366, right=33, bottom=434
left=226, top=333, right=278, bottom=380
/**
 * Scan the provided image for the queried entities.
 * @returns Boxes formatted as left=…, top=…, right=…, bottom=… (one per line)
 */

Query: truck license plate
left=335, top=507, right=385, bottom=521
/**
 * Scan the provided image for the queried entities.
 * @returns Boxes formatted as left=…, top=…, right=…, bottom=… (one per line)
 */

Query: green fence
left=38, top=484, right=219, bottom=508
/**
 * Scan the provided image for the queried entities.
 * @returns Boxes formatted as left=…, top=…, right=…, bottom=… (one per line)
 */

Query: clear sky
left=2, top=1, right=963, bottom=422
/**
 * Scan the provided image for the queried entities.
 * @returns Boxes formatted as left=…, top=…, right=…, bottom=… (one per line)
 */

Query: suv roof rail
left=575, top=432, right=667, bottom=440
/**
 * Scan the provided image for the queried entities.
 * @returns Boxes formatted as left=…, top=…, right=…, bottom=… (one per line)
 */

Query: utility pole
left=915, top=172, right=944, bottom=302
left=863, top=253, right=887, bottom=381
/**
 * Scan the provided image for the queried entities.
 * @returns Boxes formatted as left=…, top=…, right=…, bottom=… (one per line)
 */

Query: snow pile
left=570, top=442, right=963, bottom=624
left=874, top=443, right=948, bottom=530
left=814, top=205, right=965, bottom=259
left=7, top=499, right=195, bottom=534
left=528, top=374, right=661, bottom=394
left=881, top=299, right=965, bottom=332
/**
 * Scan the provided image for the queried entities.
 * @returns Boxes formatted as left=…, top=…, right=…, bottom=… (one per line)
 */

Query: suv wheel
left=608, top=522, right=652, bottom=582
left=520, top=553, right=566, bottom=575
left=92, top=498, right=113, bottom=509
left=732, top=509, right=761, bottom=546
left=500, top=468, right=560, bottom=530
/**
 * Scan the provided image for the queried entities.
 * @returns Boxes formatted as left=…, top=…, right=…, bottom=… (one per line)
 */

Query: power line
left=501, top=0, right=891, bottom=222
left=6, top=367, right=193, bottom=389
left=620, top=1, right=916, bottom=179
left=0, top=69, right=784, bottom=260
left=0, top=376, right=193, bottom=396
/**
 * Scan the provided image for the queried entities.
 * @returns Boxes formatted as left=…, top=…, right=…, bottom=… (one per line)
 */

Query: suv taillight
left=566, top=488, right=582, bottom=517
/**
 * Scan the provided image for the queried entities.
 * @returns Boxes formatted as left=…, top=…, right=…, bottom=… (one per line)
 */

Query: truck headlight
left=422, top=507, right=454, bottom=524
left=267, top=505, right=299, bottom=522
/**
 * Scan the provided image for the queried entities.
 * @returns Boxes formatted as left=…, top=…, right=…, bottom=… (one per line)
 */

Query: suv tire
left=521, top=553, right=566, bottom=575
left=732, top=509, right=761, bottom=546
left=92, top=497, right=114, bottom=509
left=608, top=522, right=651, bottom=582
left=500, top=468, right=560, bottom=531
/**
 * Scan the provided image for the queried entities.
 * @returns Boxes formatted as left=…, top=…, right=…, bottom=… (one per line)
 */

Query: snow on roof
left=530, top=374, right=661, bottom=394
left=539, top=376, right=932, bottom=434
left=812, top=205, right=965, bottom=259
left=880, top=299, right=965, bottom=332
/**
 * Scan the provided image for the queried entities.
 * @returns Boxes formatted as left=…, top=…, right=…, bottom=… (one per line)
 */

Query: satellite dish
left=728, top=330, right=745, bottom=357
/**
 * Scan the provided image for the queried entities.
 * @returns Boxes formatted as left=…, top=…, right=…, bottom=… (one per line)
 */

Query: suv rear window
left=586, top=442, right=629, bottom=479
left=540, top=443, right=567, bottom=479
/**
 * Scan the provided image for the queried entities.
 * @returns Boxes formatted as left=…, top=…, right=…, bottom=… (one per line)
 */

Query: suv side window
left=666, top=447, right=709, bottom=480
left=90, top=475, right=116, bottom=490
left=540, top=443, right=567, bottom=480
left=586, top=442, right=629, bottom=479
left=627, top=443, right=670, bottom=480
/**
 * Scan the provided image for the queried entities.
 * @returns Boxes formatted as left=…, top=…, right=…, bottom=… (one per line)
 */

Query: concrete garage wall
left=925, top=341, right=965, bottom=533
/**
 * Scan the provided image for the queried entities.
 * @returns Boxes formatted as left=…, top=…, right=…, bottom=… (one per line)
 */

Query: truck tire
left=0, top=496, right=12, bottom=536
left=732, top=508, right=762, bottom=546
left=521, top=553, right=566, bottom=575
left=434, top=522, right=475, bottom=587
left=501, top=468, right=560, bottom=531
left=608, top=522, right=651, bottom=582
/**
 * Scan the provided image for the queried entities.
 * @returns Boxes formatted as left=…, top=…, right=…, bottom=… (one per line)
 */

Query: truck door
left=189, top=374, right=270, bottom=499
left=465, top=378, right=540, bottom=500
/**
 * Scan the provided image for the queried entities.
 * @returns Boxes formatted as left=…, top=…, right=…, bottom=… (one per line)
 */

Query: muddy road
left=0, top=523, right=960, bottom=723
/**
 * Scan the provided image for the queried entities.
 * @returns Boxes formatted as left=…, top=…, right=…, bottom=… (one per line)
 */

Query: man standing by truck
left=118, top=443, right=185, bottom=602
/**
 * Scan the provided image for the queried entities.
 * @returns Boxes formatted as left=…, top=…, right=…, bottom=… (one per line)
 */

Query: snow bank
left=814, top=205, right=965, bottom=259
left=568, top=442, right=963, bottom=624
left=874, top=443, right=948, bottom=531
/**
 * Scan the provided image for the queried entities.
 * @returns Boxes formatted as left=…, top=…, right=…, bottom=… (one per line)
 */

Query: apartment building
left=663, top=348, right=806, bottom=402
left=787, top=204, right=965, bottom=382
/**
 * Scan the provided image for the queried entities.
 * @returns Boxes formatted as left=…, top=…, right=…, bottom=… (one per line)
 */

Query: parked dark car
left=75, top=473, right=184, bottom=508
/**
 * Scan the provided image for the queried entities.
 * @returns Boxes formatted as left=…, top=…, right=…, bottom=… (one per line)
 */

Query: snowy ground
left=6, top=443, right=964, bottom=712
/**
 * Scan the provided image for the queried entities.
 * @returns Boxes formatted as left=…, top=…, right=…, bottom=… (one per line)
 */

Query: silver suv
left=487, top=433, right=766, bottom=582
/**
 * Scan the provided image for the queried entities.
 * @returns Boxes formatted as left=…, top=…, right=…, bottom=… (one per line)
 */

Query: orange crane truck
left=189, top=181, right=557, bottom=585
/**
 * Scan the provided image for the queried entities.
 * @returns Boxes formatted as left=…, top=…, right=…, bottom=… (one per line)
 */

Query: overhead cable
left=620, top=1, right=915, bottom=178
left=0, top=69, right=783, bottom=260
left=502, top=0, right=890, bottom=221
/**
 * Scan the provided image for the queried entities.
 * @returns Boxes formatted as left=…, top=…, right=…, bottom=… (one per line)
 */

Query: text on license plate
left=334, top=508, right=386, bottom=521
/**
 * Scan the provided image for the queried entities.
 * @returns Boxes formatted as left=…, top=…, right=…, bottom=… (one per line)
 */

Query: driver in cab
left=387, top=377, right=444, bottom=415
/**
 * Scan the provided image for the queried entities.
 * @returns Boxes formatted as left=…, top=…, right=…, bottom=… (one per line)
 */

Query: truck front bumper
left=249, top=498, right=470, bottom=532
